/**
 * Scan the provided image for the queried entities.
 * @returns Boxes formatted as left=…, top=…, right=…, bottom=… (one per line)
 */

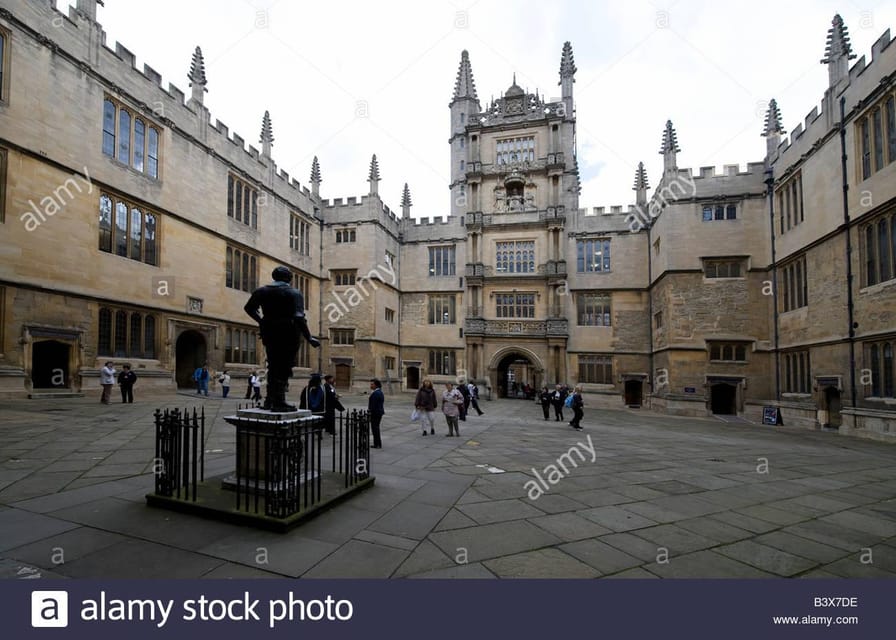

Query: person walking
left=456, top=380, right=470, bottom=421
left=467, top=381, right=484, bottom=416
left=414, top=378, right=438, bottom=435
left=251, top=371, right=263, bottom=402
left=117, top=364, right=137, bottom=403
left=551, top=384, right=567, bottom=422
left=570, top=385, right=585, bottom=430
left=539, top=386, right=552, bottom=420
left=193, top=366, right=203, bottom=394
left=441, top=382, right=463, bottom=437
left=218, top=370, right=231, bottom=398
left=300, top=373, right=326, bottom=413
left=368, top=379, right=384, bottom=449
left=100, top=361, right=115, bottom=404
left=322, top=374, right=344, bottom=435
left=194, top=364, right=210, bottom=396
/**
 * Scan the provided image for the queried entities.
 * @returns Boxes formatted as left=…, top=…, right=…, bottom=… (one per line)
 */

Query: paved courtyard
left=1, top=390, right=896, bottom=579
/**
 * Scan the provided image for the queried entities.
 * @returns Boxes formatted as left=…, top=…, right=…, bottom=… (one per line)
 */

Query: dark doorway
left=175, top=330, right=206, bottom=389
left=32, top=340, right=70, bottom=389
left=407, top=366, right=420, bottom=390
left=334, top=363, right=352, bottom=390
left=496, top=353, right=537, bottom=398
left=624, top=380, right=643, bottom=407
left=823, top=387, right=842, bottom=428
left=710, top=383, right=737, bottom=415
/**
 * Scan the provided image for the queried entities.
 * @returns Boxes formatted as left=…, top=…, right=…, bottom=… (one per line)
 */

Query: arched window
left=129, top=207, right=142, bottom=260
left=884, top=343, right=894, bottom=398
left=879, top=219, right=891, bottom=282
left=144, top=212, right=157, bottom=266
left=115, top=201, right=128, bottom=257
left=147, top=127, right=159, bottom=178
left=98, top=195, right=112, bottom=252
left=130, top=313, right=142, bottom=358
left=144, top=315, right=156, bottom=358
left=114, top=310, right=127, bottom=357
left=870, top=344, right=881, bottom=396
left=866, top=225, right=878, bottom=286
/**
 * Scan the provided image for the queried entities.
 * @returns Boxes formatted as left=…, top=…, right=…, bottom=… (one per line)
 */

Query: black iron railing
left=153, top=407, right=205, bottom=501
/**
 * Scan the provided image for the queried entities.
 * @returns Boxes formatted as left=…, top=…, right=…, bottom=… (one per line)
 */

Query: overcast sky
left=85, top=0, right=896, bottom=217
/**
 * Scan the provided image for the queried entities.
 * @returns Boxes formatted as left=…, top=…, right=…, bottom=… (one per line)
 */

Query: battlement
left=580, top=205, right=636, bottom=216
left=685, top=162, right=767, bottom=180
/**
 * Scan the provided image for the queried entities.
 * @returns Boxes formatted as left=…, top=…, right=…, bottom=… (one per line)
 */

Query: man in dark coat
left=244, top=266, right=320, bottom=412
left=323, top=374, right=344, bottom=435
left=368, top=378, right=385, bottom=449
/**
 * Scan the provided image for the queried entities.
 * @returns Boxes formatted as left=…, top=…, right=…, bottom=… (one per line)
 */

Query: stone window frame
left=578, top=354, right=613, bottom=384
left=781, top=350, right=812, bottom=395
left=707, top=342, right=749, bottom=363
left=335, top=228, right=357, bottom=243
left=856, top=89, right=896, bottom=181
left=102, top=95, right=162, bottom=179
left=779, top=254, right=808, bottom=312
left=332, top=270, right=357, bottom=287
left=331, top=328, right=355, bottom=346
left=776, top=171, right=804, bottom=234
left=428, top=349, right=456, bottom=375
left=289, top=213, right=311, bottom=255
left=225, top=246, right=258, bottom=292
left=0, top=26, right=11, bottom=105
left=225, top=326, right=259, bottom=365
left=860, top=210, right=896, bottom=288
left=428, top=294, right=457, bottom=324
left=495, top=136, right=535, bottom=166
left=98, top=192, right=160, bottom=266
left=385, top=307, right=396, bottom=323
left=495, top=292, right=535, bottom=319
left=495, top=240, right=535, bottom=274
left=701, top=203, right=737, bottom=222
left=703, top=258, right=745, bottom=279
left=428, top=245, right=456, bottom=277
left=576, top=292, right=611, bottom=327
left=97, top=306, right=157, bottom=359
left=226, top=174, right=258, bottom=229
left=0, top=146, right=6, bottom=223
left=864, top=340, right=895, bottom=398
left=576, top=238, right=611, bottom=273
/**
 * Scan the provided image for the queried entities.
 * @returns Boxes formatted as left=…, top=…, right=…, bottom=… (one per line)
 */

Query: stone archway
left=489, top=347, right=544, bottom=399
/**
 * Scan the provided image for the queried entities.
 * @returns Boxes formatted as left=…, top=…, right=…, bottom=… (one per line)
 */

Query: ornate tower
left=659, top=120, right=680, bottom=178
left=188, top=46, right=207, bottom=107
left=401, top=183, right=412, bottom=219
left=449, top=50, right=480, bottom=216
left=310, top=156, right=322, bottom=198
left=761, top=98, right=784, bottom=161
left=633, top=162, right=649, bottom=207
left=259, top=110, right=274, bottom=159
left=368, top=154, right=381, bottom=196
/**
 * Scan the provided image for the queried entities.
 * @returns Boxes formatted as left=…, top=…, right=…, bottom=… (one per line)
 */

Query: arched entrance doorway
left=710, top=383, right=737, bottom=415
left=406, top=366, right=420, bottom=390
left=493, top=350, right=542, bottom=399
left=823, top=387, right=842, bottom=428
left=175, top=330, right=206, bottom=389
left=32, top=340, right=71, bottom=389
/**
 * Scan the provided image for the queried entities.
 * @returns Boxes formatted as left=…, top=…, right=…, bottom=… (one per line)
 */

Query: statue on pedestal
left=244, top=266, right=321, bottom=412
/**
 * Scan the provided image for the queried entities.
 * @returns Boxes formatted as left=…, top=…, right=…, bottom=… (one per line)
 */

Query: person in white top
left=100, top=361, right=116, bottom=404
left=218, top=370, right=231, bottom=398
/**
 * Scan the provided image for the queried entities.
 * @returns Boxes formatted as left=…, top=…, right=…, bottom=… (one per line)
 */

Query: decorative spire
left=310, top=156, right=321, bottom=197
left=761, top=99, right=784, bottom=137
left=659, top=120, right=680, bottom=155
left=559, top=41, right=577, bottom=79
left=401, top=183, right=412, bottom=218
left=188, top=46, right=207, bottom=105
left=452, top=50, right=478, bottom=102
left=368, top=154, right=381, bottom=195
left=260, top=111, right=274, bottom=145
left=401, top=183, right=412, bottom=208
left=188, top=46, right=207, bottom=88
left=633, top=162, right=649, bottom=191
left=820, top=14, right=856, bottom=65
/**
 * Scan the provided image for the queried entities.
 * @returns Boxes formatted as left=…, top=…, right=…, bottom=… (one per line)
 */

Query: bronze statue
left=244, top=266, right=320, bottom=411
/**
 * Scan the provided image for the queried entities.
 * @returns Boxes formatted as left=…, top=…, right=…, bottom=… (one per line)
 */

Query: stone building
left=0, top=2, right=893, bottom=439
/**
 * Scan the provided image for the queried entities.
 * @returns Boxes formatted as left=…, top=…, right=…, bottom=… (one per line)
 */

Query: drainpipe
left=317, top=209, right=324, bottom=374
left=646, top=220, right=654, bottom=408
left=765, top=168, right=780, bottom=401
left=840, top=96, right=857, bottom=409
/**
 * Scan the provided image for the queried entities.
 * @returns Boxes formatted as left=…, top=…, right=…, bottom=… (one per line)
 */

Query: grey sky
left=87, top=0, right=896, bottom=217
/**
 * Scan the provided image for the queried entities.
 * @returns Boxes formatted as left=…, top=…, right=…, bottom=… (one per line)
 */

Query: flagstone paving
left=1, top=391, right=896, bottom=578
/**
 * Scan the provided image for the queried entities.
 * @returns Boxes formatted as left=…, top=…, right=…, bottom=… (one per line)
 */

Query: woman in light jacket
left=441, top=382, right=464, bottom=437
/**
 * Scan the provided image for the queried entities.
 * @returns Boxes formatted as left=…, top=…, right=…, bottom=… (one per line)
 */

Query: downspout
left=765, top=168, right=780, bottom=401
left=646, top=220, right=654, bottom=408
left=840, top=96, right=857, bottom=409
left=317, top=209, right=324, bottom=374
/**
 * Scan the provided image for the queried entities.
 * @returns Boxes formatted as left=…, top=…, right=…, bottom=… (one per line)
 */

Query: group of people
left=413, top=379, right=484, bottom=437
left=99, top=361, right=137, bottom=404
left=539, top=383, right=585, bottom=430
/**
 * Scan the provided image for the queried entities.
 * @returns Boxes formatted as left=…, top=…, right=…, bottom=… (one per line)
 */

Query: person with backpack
left=569, top=385, right=584, bottom=430
left=456, top=379, right=470, bottom=421
left=551, top=384, right=567, bottom=422
left=300, top=373, right=326, bottom=414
